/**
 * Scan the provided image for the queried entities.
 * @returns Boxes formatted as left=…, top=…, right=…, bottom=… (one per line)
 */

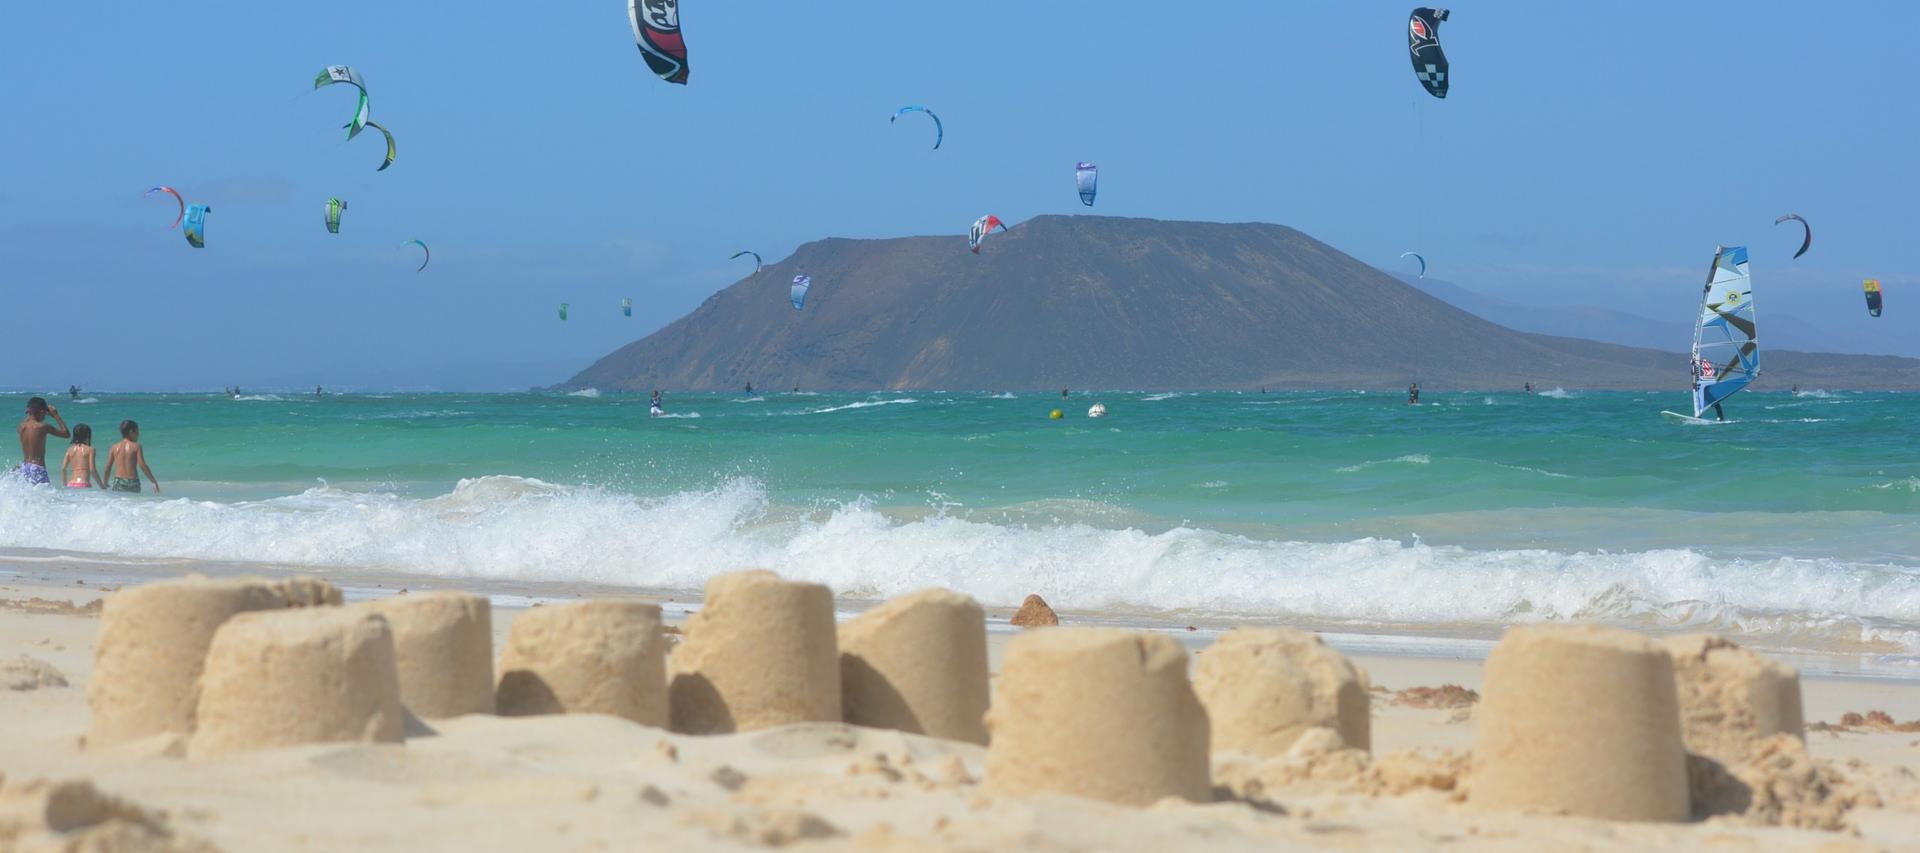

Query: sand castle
left=1661, top=634, right=1805, bottom=765
left=669, top=570, right=841, bottom=735
left=1472, top=624, right=1691, bottom=821
left=495, top=599, right=668, bottom=726
left=190, top=606, right=405, bottom=756
left=365, top=591, right=495, bottom=718
left=984, top=627, right=1210, bottom=806
left=87, top=575, right=343, bottom=748
left=1192, top=628, right=1371, bottom=755
left=838, top=588, right=989, bottom=745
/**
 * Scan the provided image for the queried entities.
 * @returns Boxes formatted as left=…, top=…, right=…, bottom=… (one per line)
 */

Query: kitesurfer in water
left=1408, top=383, right=1421, bottom=405
left=1061, top=387, right=1070, bottom=400
left=745, top=382, right=753, bottom=395
left=650, top=390, right=664, bottom=417
left=1524, top=381, right=1533, bottom=395
left=67, top=386, right=80, bottom=401
left=314, top=385, right=325, bottom=398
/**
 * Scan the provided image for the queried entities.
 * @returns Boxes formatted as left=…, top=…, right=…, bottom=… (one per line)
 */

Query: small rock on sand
left=1009, top=594, right=1058, bottom=628
left=1, top=655, right=67, bottom=691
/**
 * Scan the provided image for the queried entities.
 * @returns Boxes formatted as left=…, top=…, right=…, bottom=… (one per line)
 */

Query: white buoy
left=1088, top=403, right=1108, bottom=418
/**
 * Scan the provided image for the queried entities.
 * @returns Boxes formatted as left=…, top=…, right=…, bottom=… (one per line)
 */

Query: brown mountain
left=567, top=216, right=1920, bottom=391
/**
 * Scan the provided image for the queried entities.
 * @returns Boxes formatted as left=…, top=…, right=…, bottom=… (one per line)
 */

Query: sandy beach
left=3, top=565, right=1917, bottom=852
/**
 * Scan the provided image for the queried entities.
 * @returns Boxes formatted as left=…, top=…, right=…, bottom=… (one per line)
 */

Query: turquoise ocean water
left=4, top=388, right=1917, bottom=667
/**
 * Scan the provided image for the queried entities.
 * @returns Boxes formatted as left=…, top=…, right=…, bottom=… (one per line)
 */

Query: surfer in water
left=1408, top=383, right=1421, bottom=405
left=650, top=390, right=664, bottom=417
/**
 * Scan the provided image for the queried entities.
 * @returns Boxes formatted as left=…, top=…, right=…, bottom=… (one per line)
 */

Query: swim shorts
left=109, top=476, right=141, bottom=493
left=19, top=462, right=49, bottom=486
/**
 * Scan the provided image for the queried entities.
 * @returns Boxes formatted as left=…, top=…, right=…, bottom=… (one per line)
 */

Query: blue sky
left=4, top=2, right=1914, bottom=390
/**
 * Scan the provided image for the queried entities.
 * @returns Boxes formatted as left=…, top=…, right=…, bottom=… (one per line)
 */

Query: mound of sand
left=1662, top=634, right=1804, bottom=765
left=1192, top=628, right=1370, bottom=756
left=1, top=655, right=66, bottom=691
left=1009, top=594, right=1059, bottom=628
left=0, top=777, right=214, bottom=852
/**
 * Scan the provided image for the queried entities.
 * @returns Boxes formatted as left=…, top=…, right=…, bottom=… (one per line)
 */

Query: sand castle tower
left=365, top=591, right=495, bottom=718
left=1192, top=628, right=1371, bottom=755
left=669, top=570, right=840, bottom=735
left=1661, top=634, right=1805, bottom=764
left=495, top=600, right=669, bottom=727
left=190, top=607, right=405, bottom=756
left=985, top=628, right=1210, bottom=805
left=1472, top=624, right=1690, bottom=821
left=88, top=575, right=341, bottom=748
left=838, top=588, right=990, bottom=744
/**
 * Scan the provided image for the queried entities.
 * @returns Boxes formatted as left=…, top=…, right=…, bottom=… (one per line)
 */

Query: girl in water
left=61, top=424, right=102, bottom=489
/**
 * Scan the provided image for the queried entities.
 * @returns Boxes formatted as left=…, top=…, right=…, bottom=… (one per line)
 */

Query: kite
left=1775, top=213, right=1811, bottom=259
left=968, top=215, right=1006, bottom=254
left=891, top=105, right=943, bottom=149
left=145, top=186, right=185, bottom=229
left=1401, top=251, right=1427, bottom=278
left=558, top=303, right=569, bottom=321
left=1075, top=162, right=1098, bottom=207
left=622, top=298, right=633, bottom=317
left=365, top=121, right=396, bottom=171
left=404, top=239, right=429, bottom=272
left=731, top=250, right=763, bottom=273
left=314, top=65, right=370, bottom=140
left=1864, top=280, right=1883, bottom=317
left=183, top=204, right=211, bottom=249
left=629, top=0, right=688, bottom=84
left=790, top=275, right=811, bottom=311
left=324, top=198, right=347, bottom=234
left=1408, top=8, right=1451, bottom=99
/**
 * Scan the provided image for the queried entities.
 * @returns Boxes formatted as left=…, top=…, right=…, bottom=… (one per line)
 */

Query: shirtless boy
left=105, top=420, right=160, bottom=494
left=15, top=397, right=70, bottom=486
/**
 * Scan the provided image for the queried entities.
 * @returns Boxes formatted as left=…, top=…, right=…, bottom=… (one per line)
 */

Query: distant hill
left=568, top=216, right=1920, bottom=391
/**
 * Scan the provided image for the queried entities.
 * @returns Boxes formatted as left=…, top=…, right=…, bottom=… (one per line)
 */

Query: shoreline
left=9, top=549, right=1917, bottom=682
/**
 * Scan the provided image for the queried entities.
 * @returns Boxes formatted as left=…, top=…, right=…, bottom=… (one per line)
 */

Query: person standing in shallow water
left=15, top=397, right=70, bottom=485
left=62, top=424, right=102, bottom=489
left=105, top=420, right=159, bottom=494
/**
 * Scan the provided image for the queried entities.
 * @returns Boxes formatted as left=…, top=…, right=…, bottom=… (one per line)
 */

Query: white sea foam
left=231, top=394, right=286, bottom=402
left=988, top=393, right=1017, bottom=399
left=1336, top=454, right=1432, bottom=473
left=1538, top=387, right=1577, bottom=399
left=1871, top=478, right=1920, bottom=493
left=1140, top=393, right=1188, bottom=401
left=653, top=412, right=702, bottom=419
left=793, top=399, right=918, bottom=415
left=1794, top=389, right=1835, bottom=398
left=567, top=388, right=602, bottom=398
left=2, top=475, right=1915, bottom=653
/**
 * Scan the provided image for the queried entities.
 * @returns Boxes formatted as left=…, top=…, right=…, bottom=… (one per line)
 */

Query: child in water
left=61, top=424, right=102, bottom=489
left=105, top=420, right=159, bottom=494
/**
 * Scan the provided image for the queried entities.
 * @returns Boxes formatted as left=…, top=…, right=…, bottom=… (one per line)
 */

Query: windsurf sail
left=1688, top=245, right=1758, bottom=419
